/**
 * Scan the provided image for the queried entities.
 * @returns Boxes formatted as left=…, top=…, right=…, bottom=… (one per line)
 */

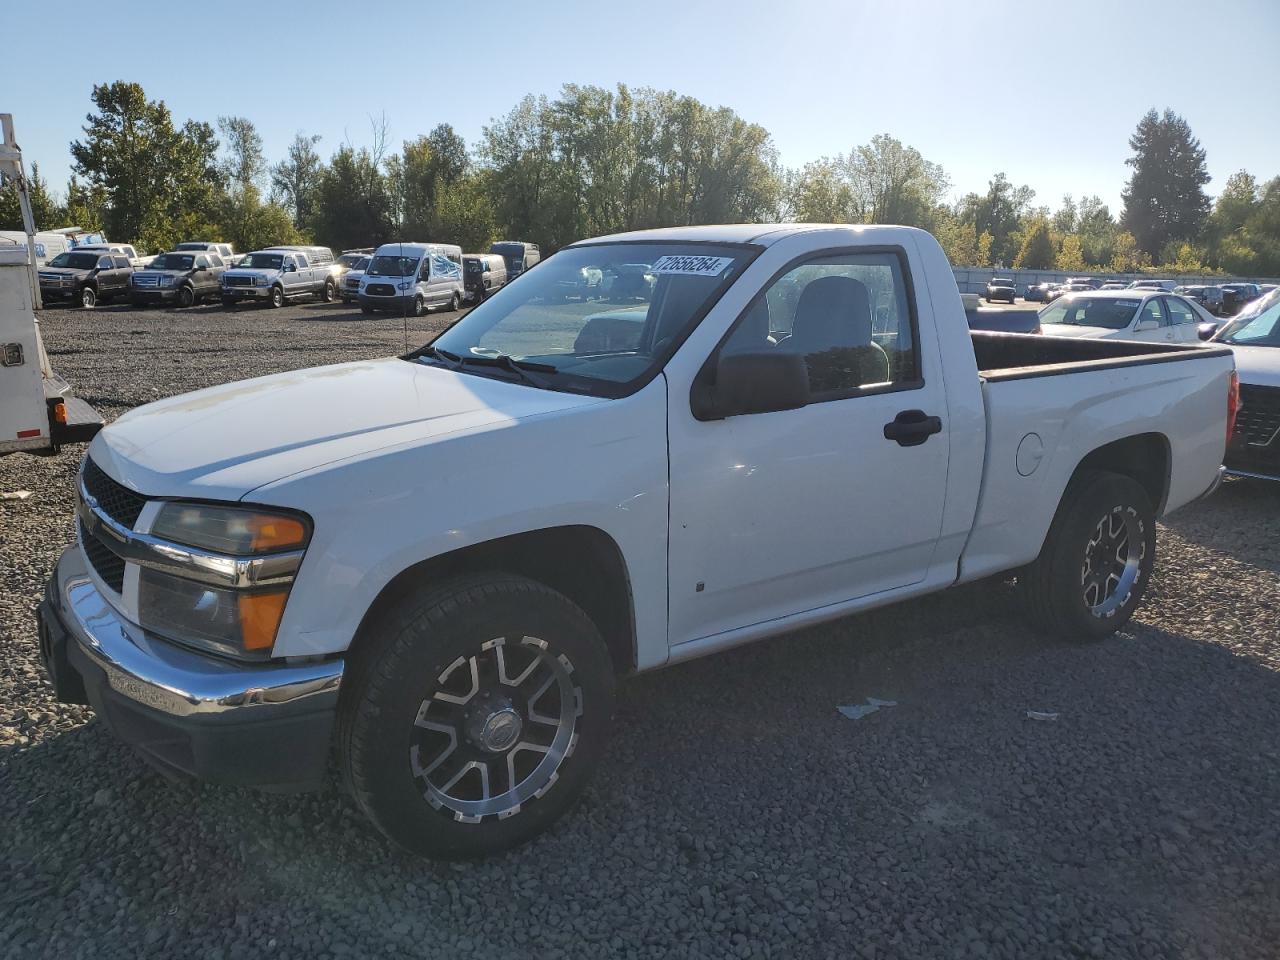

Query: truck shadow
left=3, top=576, right=1277, bottom=955
left=1160, top=476, right=1280, bottom=575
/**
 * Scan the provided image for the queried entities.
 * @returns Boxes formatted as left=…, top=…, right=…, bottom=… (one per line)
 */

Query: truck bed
left=971, top=330, right=1233, bottom=380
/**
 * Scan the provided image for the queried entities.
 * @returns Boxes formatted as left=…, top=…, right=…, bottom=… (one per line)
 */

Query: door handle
left=883, top=409, right=942, bottom=447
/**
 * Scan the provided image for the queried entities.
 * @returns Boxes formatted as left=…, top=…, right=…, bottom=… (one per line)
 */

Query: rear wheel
left=339, top=575, right=616, bottom=859
left=176, top=285, right=195, bottom=308
left=80, top=286, right=97, bottom=309
left=1018, top=471, right=1156, bottom=641
left=449, top=292, right=461, bottom=312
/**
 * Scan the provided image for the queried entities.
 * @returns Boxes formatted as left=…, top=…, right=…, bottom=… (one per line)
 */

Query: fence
left=951, top=266, right=1278, bottom=295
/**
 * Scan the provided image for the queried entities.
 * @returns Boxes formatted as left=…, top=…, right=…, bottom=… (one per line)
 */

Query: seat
left=782, top=275, right=890, bottom=388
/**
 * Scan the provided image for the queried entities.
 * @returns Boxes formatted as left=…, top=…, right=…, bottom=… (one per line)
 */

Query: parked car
left=37, top=250, right=133, bottom=308
left=1128, top=279, right=1176, bottom=292
left=358, top=243, right=464, bottom=316
left=220, top=246, right=338, bottom=308
left=1038, top=290, right=1206, bottom=343
left=1066, top=277, right=1100, bottom=290
left=39, top=223, right=1235, bottom=860
left=1059, top=281, right=1097, bottom=295
left=463, top=253, right=508, bottom=303
left=72, top=243, right=150, bottom=269
left=984, top=277, right=1017, bottom=303
left=335, top=249, right=374, bottom=289
left=176, top=241, right=237, bottom=266
left=1025, top=282, right=1054, bottom=302
left=1175, top=284, right=1225, bottom=316
left=1220, top=283, right=1261, bottom=316
left=1212, top=290, right=1280, bottom=481
left=489, top=240, right=540, bottom=279
left=129, top=251, right=226, bottom=306
left=339, top=255, right=372, bottom=303
left=1044, top=282, right=1064, bottom=301
left=1099, top=282, right=1128, bottom=291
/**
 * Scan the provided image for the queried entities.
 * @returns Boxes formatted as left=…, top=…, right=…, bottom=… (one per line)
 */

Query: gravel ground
left=2, top=300, right=1278, bottom=959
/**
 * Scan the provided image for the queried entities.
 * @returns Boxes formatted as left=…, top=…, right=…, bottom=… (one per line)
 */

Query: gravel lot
left=2, top=300, right=1278, bottom=959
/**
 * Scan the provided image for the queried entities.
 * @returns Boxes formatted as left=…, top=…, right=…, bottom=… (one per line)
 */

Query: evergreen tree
left=1120, top=109, right=1210, bottom=255
left=1014, top=219, right=1056, bottom=269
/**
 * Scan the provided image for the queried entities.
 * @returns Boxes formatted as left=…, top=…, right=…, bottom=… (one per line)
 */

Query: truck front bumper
left=37, top=547, right=344, bottom=790
left=221, top=287, right=272, bottom=301
left=130, top=288, right=180, bottom=304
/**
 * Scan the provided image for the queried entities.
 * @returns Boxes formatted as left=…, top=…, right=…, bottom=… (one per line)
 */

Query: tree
left=1052, top=195, right=1077, bottom=234
left=1110, top=231, right=1152, bottom=273
left=271, top=132, right=324, bottom=233
left=1056, top=233, right=1086, bottom=272
left=0, top=162, right=62, bottom=231
left=956, top=173, right=1035, bottom=265
left=787, top=159, right=854, bottom=222
left=844, top=134, right=949, bottom=228
left=310, top=145, right=394, bottom=251
left=1120, top=108, right=1210, bottom=255
left=70, top=81, right=222, bottom=250
left=1014, top=219, right=1056, bottom=269
left=434, top=173, right=498, bottom=252
left=425, top=124, right=469, bottom=187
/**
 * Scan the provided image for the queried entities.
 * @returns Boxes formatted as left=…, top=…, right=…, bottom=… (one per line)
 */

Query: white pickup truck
left=38, top=225, right=1237, bottom=859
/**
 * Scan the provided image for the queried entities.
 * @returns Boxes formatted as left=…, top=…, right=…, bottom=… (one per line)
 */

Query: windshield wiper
left=416, top=346, right=464, bottom=369
left=460, top=353, right=559, bottom=389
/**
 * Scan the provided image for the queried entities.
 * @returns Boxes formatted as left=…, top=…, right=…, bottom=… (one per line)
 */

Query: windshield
left=175, top=243, right=207, bottom=251
left=354, top=257, right=371, bottom=271
left=1218, top=296, right=1280, bottom=347
left=420, top=243, right=755, bottom=397
left=149, top=254, right=195, bottom=270
left=47, top=252, right=99, bottom=269
left=237, top=253, right=284, bottom=270
left=367, top=255, right=420, bottom=277
left=1039, top=296, right=1141, bottom=329
left=339, top=254, right=364, bottom=267
left=991, top=278, right=1014, bottom=285
left=465, top=260, right=483, bottom=273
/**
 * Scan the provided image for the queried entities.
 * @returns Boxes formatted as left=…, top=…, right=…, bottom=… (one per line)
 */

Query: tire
left=269, top=285, right=285, bottom=309
left=337, top=574, right=616, bottom=860
left=412, top=295, right=425, bottom=317
left=449, top=292, right=460, bottom=312
left=80, top=286, right=96, bottom=309
left=361, top=304, right=375, bottom=316
left=176, top=285, right=194, bottom=308
left=1017, top=471, right=1156, bottom=641
left=322, top=280, right=336, bottom=303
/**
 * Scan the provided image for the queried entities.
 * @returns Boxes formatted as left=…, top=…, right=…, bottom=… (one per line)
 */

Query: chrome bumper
left=52, top=546, right=342, bottom=722
left=1197, top=465, right=1228, bottom=501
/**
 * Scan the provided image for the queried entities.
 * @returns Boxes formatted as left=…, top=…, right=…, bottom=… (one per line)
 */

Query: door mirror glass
left=693, top=351, right=810, bottom=421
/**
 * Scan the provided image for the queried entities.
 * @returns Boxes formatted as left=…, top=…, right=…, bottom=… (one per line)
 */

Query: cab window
left=720, top=250, right=919, bottom=399
left=1137, top=299, right=1166, bottom=327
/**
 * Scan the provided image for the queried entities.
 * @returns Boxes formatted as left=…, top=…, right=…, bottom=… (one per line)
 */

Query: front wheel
left=80, top=286, right=97, bottom=309
left=269, top=285, right=285, bottom=308
left=412, top=295, right=425, bottom=317
left=361, top=303, right=375, bottom=316
left=322, top=280, right=336, bottom=303
left=1017, top=471, right=1156, bottom=641
left=338, top=575, right=616, bottom=860
left=449, top=292, right=460, bottom=312
left=176, top=285, right=195, bottom=308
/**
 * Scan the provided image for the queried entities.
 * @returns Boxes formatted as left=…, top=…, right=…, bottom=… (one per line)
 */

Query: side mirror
left=692, top=350, right=810, bottom=421
left=195, top=265, right=208, bottom=272
left=1198, top=324, right=1216, bottom=341
left=1134, top=319, right=1159, bottom=332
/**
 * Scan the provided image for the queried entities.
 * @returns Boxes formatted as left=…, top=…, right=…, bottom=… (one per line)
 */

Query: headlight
left=159, top=276, right=175, bottom=287
left=138, top=503, right=311, bottom=658
left=254, top=276, right=267, bottom=287
left=397, top=281, right=412, bottom=291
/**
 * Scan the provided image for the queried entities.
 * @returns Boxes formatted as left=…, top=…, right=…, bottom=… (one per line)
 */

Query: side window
left=97, top=256, right=113, bottom=269
left=196, top=256, right=209, bottom=269
left=1138, top=298, right=1166, bottom=327
left=112, top=256, right=129, bottom=269
left=1165, top=297, right=1196, bottom=325
left=296, top=253, right=309, bottom=268
left=419, top=258, right=430, bottom=280
left=721, top=251, right=918, bottom=399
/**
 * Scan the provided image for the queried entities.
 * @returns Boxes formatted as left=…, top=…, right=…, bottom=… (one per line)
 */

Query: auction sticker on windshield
left=651, top=255, right=735, bottom=276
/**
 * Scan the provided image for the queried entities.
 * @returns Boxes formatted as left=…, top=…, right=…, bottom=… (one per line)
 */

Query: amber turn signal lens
left=238, top=590, right=290, bottom=651
left=247, top=515, right=308, bottom=552
left=53, top=401, right=67, bottom=425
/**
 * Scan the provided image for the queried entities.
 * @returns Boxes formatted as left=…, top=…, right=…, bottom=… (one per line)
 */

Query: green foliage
left=0, top=163, right=63, bottom=231
left=1109, top=231, right=1152, bottom=274
left=310, top=145, right=394, bottom=252
left=786, top=159, right=854, bottom=222
left=70, top=81, right=223, bottom=250
left=1055, top=234, right=1086, bottom=272
left=955, top=173, right=1036, bottom=266
left=434, top=173, right=498, bottom=252
left=1120, top=109, right=1210, bottom=255
left=270, top=133, right=324, bottom=234
left=1014, top=219, right=1055, bottom=269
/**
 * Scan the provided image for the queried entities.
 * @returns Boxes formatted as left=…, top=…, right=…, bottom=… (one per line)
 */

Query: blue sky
left=2, top=0, right=1276, bottom=218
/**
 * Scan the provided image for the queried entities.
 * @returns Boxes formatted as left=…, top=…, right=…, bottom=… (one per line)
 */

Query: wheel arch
left=350, top=524, right=638, bottom=676
left=1064, top=432, right=1171, bottom=516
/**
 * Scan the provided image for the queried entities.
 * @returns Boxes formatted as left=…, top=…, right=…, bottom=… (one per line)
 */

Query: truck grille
left=365, top=283, right=395, bottom=297
left=224, top=275, right=254, bottom=287
left=344, top=277, right=360, bottom=289
left=82, top=457, right=147, bottom=529
left=132, top=275, right=160, bottom=288
left=1235, top=385, right=1280, bottom=447
left=38, top=272, right=68, bottom=284
left=79, top=519, right=125, bottom=593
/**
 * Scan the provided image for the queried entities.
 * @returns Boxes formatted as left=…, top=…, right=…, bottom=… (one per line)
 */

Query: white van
left=358, top=242, right=464, bottom=316
left=0, top=230, right=73, bottom=266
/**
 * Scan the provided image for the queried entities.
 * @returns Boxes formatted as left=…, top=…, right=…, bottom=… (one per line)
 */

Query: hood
left=39, top=268, right=87, bottom=279
left=1225, top=344, right=1280, bottom=388
left=1038, top=323, right=1115, bottom=340
left=988, top=282, right=1015, bottom=290
left=223, top=268, right=276, bottom=279
left=89, top=358, right=604, bottom=502
left=135, top=268, right=191, bottom=277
